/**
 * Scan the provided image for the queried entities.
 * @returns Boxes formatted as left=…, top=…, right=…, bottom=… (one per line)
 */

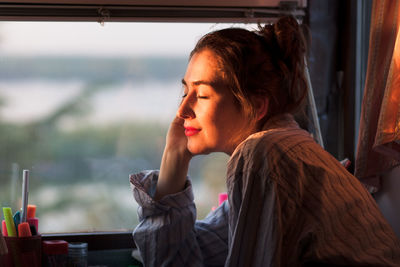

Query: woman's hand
left=165, top=116, right=192, bottom=159
left=154, top=116, right=193, bottom=201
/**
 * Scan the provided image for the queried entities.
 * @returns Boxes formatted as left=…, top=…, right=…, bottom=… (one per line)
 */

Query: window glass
left=0, top=21, right=256, bottom=233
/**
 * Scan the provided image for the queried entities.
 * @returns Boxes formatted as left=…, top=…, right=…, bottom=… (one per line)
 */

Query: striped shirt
left=130, top=114, right=400, bottom=267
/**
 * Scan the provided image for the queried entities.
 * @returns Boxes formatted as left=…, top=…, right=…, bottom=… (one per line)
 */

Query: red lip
left=184, top=127, right=201, bottom=136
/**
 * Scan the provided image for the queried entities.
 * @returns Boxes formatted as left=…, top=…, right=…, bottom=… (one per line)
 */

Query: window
left=0, top=0, right=307, bottom=237
left=0, top=21, right=252, bottom=233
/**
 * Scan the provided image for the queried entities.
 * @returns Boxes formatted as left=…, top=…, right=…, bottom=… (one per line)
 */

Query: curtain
left=355, top=0, right=400, bottom=193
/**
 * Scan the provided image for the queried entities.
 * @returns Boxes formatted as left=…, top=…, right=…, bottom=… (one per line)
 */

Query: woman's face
left=177, top=49, right=255, bottom=155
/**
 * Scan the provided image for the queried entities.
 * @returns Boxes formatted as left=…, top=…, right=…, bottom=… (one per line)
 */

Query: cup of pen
left=1, top=170, right=42, bottom=266
left=2, top=235, right=42, bottom=267
left=1, top=206, right=41, bottom=267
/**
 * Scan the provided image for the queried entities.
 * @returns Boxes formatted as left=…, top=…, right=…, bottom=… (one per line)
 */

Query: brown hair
left=190, top=16, right=308, bottom=127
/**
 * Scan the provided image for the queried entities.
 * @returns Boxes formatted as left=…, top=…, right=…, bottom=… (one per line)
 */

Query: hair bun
left=273, top=16, right=306, bottom=65
left=257, top=16, right=308, bottom=115
left=257, top=16, right=307, bottom=67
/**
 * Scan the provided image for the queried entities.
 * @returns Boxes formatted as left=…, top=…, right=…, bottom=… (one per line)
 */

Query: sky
left=0, top=21, right=257, bottom=124
left=0, top=21, right=225, bottom=123
left=0, top=21, right=242, bottom=56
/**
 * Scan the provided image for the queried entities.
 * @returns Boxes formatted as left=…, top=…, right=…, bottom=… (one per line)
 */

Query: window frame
left=0, top=1, right=306, bottom=23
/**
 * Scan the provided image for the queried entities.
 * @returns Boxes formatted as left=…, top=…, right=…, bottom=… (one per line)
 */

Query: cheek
left=197, top=103, right=219, bottom=129
left=197, top=100, right=245, bottom=141
left=208, top=112, right=237, bottom=140
left=218, top=109, right=249, bottom=139
left=216, top=104, right=243, bottom=128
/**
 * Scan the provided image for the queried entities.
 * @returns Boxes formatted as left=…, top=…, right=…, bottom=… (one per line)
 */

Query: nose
left=177, top=94, right=195, bottom=119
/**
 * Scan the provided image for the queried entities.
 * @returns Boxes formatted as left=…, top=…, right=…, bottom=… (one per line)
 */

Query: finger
left=171, top=116, right=184, bottom=125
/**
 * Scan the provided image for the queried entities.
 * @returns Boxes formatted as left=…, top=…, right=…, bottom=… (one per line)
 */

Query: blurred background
left=0, top=21, right=251, bottom=232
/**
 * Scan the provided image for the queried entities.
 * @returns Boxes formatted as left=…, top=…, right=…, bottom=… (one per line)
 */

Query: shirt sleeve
left=130, top=170, right=228, bottom=267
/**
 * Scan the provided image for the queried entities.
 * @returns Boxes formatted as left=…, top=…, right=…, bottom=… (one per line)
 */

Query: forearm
left=155, top=147, right=191, bottom=201
left=131, top=171, right=203, bottom=266
left=131, top=170, right=229, bottom=266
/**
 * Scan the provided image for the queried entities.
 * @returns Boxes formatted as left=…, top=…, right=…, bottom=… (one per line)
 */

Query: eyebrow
left=181, top=79, right=218, bottom=87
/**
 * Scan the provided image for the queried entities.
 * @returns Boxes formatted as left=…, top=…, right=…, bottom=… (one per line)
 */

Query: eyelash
left=181, top=94, right=208, bottom=99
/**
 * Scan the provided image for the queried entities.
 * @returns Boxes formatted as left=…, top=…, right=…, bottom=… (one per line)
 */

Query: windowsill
left=42, top=231, right=143, bottom=266
left=42, top=231, right=135, bottom=251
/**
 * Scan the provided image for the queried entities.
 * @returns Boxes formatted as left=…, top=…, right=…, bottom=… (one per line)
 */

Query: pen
left=27, top=204, right=39, bottom=235
left=1, top=220, right=7, bottom=236
left=18, top=222, right=32, bottom=237
left=2, top=207, right=17, bottom=237
left=27, top=204, right=36, bottom=219
left=21, top=169, right=29, bottom=223
left=13, top=210, right=21, bottom=236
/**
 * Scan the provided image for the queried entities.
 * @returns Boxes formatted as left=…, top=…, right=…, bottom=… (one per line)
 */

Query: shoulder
left=231, top=123, right=314, bottom=161
left=227, top=123, right=315, bottom=180
left=233, top=113, right=316, bottom=158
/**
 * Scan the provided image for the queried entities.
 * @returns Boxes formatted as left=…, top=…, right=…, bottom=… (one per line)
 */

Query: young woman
left=130, top=16, right=400, bottom=266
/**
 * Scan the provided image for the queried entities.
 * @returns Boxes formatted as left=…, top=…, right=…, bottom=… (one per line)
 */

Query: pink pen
left=27, top=217, right=39, bottom=234
left=27, top=204, right=39, bottom=234
left=218, top=193, right=228, bottom=206
left=1, top=220, right=7, bottom=237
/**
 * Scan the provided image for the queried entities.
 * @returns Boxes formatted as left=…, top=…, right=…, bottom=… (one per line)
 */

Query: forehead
left=184, top=49, right=222, bottom=85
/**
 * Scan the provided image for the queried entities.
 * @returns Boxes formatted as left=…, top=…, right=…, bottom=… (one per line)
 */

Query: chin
left=187, top=143, right=213, bottom=155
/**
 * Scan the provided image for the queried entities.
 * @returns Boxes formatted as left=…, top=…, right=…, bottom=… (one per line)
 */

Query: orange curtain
left=355, top=0, right=400, bottom=193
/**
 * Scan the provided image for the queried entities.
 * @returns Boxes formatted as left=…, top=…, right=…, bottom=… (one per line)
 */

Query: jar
left=42, top=240, right=68, bottom=267
left=68, top=242, right=88, bottom=267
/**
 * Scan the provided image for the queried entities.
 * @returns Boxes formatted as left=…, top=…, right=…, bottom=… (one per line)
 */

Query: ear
left=253, top=96, right=269, bottom=121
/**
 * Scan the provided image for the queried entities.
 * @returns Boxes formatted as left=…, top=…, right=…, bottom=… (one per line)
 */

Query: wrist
left=159, top=148, right=191, bottom=181
left=154, top=147, right=191, bottom=201
left=163, top=145, right=192, bottom=162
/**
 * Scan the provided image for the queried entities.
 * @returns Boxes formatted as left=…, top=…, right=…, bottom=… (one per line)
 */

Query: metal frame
left=0, top=1, right=306, bottom=22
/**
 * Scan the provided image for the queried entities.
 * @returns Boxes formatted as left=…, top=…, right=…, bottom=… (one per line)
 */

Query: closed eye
left=197, top=95, right=209, bottom=99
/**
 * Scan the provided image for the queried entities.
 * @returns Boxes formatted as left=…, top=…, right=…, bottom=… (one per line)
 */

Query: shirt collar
left=261, top=113, right=300, bottom=132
